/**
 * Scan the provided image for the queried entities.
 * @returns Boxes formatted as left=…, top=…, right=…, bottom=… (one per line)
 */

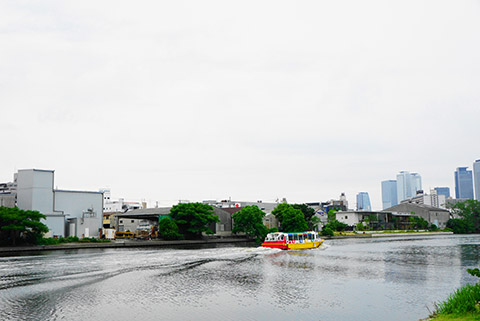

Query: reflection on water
left=0, top=235, right=479, bottom=321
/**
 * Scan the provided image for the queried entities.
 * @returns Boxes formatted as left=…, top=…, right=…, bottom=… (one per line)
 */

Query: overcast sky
left=1, top=0, right=479, bottom=210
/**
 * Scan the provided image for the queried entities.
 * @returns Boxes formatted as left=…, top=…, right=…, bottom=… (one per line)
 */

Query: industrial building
left=15, top=169, right=103, bottom=238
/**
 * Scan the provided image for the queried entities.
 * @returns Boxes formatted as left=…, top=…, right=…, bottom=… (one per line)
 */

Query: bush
left=356, top=223, right=365, bottom=231
left=321, top=227, right=334, bottom=237
left=447, top=218, right=475, bottom=234
left=158, top=218, right=182, bottom=240
left=324, top=219, right=347, bottom=232
left=428, top=224, right=439, bottom=232
left=38, top=237, right=60, bottom=245
left=38, top=236, right=107, bottom=245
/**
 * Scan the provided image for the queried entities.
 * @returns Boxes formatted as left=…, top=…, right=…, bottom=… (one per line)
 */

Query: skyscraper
left=396, top=171, right=422, bottom=202
left=434, top=187, right=450, bottom=198
left=356, top=192, right=371, bottom=211
left=454, top=167, right=474, bottom=199
left=474, top=160, right=480, bottom=200
left=411, top=173, right=422, bottom=194
left=381, top=180, right=398, bottom=209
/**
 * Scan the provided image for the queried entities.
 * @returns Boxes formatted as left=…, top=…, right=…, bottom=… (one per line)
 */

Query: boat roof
left=268, top=231, right=317, bottom=235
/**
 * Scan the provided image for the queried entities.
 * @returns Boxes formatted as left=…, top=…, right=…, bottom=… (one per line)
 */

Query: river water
left=1, top=234, right=479, bottom=321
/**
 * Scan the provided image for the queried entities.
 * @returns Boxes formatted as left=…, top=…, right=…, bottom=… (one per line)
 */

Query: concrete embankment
left=0, top=238, right=254, bottom=254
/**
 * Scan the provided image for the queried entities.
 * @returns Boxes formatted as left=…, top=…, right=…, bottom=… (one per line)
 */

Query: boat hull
left=287, top=240, right=323, bottom=250
left=261, top=239, right=324, bottom=250
left=261, top=241, right=288, bottom=250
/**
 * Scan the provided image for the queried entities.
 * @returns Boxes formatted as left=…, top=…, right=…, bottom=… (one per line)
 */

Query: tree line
left=2, top=200, right=479, bottom=246
left=446, top=200, right=480, bottom=234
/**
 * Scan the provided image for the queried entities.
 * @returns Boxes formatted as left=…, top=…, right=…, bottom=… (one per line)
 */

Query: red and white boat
left=261, top=231, right=324, bottom=250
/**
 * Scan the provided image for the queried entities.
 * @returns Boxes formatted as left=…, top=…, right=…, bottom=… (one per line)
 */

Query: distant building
left=317, top=192, right=349, bottom=212
left=444, top=197, right=469, bottom=210
left=381, top=180, right=398, bottom=209
left=0, top=180, right=16, bottom=208
left=203, top=199, right=279, bottom=214
left=384, top=203, right=450, bottom=229
left=336, top=211, right=414, bottom=230
left=16, top=169, right=103, bottom=238
left=263, top=213, right=279, bottom=229
left=454, top=167, right=474, bottom=199
left=356, top=192, right=371, bottom=211
left=0, top=181, right=16, bottom=194
left=434, top=187, right=450, bottom=199
left=114, top=207, right=170, bottom=233
left=396, top=171, right=422, bottom=202
left=474, top=160, right=480, bottom=200
left=401, top=190, right=447, bottom=209
left=100, top=188, right=145, bottom=212
left=0, top=194, right=15, bottom=207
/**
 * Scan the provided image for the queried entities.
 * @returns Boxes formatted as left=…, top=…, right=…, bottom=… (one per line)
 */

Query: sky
left=1, top=0, right=479, bottom=210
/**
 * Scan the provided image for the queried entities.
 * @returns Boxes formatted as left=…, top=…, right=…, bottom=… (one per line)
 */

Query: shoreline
left=0, top=237, right=254, bottom=254
left=0, top=232, right=455, bottom=254
left=325, top=231, right=454, bottom=239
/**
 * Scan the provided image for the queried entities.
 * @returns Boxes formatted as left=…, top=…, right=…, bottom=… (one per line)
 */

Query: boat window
left=280, top=235, right=284, bottom=241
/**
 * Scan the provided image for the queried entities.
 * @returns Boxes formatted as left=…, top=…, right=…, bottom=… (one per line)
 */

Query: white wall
left=336, top=212, right=361, bottom=226
left=17, top=169, right=55, bottom=215
left=55, top=190, right=103, bottom=237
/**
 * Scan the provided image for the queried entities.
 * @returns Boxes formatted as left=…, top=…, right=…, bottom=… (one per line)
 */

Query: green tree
left=324, top=219, right=348, bottom=232
left=158, top=217, right=181, bottom=240
left=327, top=209, right=337, bottom=222
left=281, top=208, right=308, bottom=232
left=232, top=205, right=267, bottom=243
left=409, top=216, right=429, bottom=230
left=0, top=207, right=49, bottom=245
left=272, top=203, right=308, bottom=232
left=324, top=209, right=347, bottom=232
left=449, top=200, right=480, bottom=233
left=446, top=218, right=474, bottom=234
left=271, top=203, right=289, bottom=226
left=169, top=203, right=219, bottom=239
left=321, top=227, right=334, bottom=236
left=292, top=204, right=316, bottom=230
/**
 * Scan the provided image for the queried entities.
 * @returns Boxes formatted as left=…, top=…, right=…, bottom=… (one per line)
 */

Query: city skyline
left=1, top=1, right=479, bottom=210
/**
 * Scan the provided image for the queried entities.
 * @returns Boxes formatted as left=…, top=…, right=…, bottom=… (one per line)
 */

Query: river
left=1, top=234, right=479, bottom=321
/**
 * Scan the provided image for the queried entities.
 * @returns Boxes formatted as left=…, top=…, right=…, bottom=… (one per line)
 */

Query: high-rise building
left=454, top=167, right=474, bottom=199
left=381, top=180, right=398, bottom=209
left=474, top=160, right=480, bottom=200
left=411, top=173, right=422, bottom=194
left=356, top=192, right=371, bottom=211
left=434, top=187, right=450, bottom=199
left=396, top=171, right=422, bottom=202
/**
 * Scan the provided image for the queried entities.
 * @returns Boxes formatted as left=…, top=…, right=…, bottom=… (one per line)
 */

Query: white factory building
left=16, top=169, right=103, bottom=238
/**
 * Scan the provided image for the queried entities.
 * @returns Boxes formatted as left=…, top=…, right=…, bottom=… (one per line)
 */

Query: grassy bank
left=431, top=315, right=479, bottom=321
left=332, top=230, right=452, bottom=237
left=429, top=269, right=480, bottom=321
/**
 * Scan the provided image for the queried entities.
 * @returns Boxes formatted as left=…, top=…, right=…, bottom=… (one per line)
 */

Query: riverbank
left=0, top=237, right=254, bottom=254
left=0, top=231, right=455, bottom=254
left=324, top=231, right=454, bottom=239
